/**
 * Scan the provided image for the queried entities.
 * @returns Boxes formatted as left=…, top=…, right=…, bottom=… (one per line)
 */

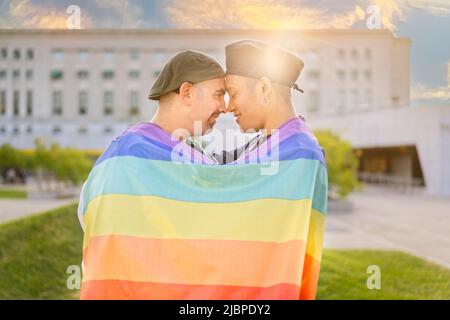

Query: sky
left=0, top=0, right=449, bottom=106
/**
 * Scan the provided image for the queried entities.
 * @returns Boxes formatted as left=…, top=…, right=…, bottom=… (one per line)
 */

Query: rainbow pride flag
left=78, top=118, right=328, bottom=300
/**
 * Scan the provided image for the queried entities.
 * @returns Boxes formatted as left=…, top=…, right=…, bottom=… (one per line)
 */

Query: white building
left=0, top=29, right=449, bottom=196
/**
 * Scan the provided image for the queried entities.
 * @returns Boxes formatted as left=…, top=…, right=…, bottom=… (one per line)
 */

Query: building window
left=307, top=91, right=320, bottom=112
left=365, top=49, right=372, bottom=60
left=26, top=125, right=32, bottom=134
left=79, top=49, right=88, bottom=60
left=104, top=126, right=112, bottom=134
left=130, top=49, right=139, bottom=60
left=77, top=70, right=89, bottom=79
left=78, top=91, right=88, bottom=115
left=337, top=89, right=346, bottom=114
left=0, top=90, right=6, bottom=115
left=50, top=70, right=63, bottom=80
left=52, top=49, right=63, bottom=61
left=13, top=90, right=19, bottom=116
left=102, top=70, right=115, bottom=79
left=364, top=70, right=372, bottom=81
left=154, top=51, right=165, bottom=63
left=103, top=91, right=113, bottom=115
left=26, top=91, right=32, bottom=116
left=351, top=70, right=358, bottom=82
left=0, top=126, right=5, bottom=134
left=26, top=49, right=34, bottom=60
left=13, top=70, right=20, bottom=80
left=337, top=70, right=345, bottom=81
left=78, top=126, right=87, bottom=134
left=13, top=49, right=20, bottom=60
left=307, top=70, right=320, bottom=81
left=350, top=89, right=359, bottom=110
left=129, top=70, right=140, bottom=79
left=52, top=91, right=63, bottom=115
left=13, top=125, right=20, bottom=135
left=104, top=49, right=114, bottom=61
left=26, top=69, right=33, bottom=80
left=392, top=96, right=400, bottom=106
left=1, top=48, right=7, bottom=59
left=129, top=91, right=139, bottom=116
left=337, top=49, right=345, bottom=60
left=364, top=89, right=373, bottom=109
left=351, top=49, right=358, bottom=60
left=52, top=126, right=62, bottom=135
left=0, top=70, right=5, bottom=79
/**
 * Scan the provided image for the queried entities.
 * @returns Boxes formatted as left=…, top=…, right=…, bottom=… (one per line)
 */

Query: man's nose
left=227, top=99, right=235, bottom=113
left=218, top=98, right=227, bottom=113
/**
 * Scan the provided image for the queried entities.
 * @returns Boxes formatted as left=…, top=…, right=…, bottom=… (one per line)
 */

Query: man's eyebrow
left=215, top=88, right=226, bottom=94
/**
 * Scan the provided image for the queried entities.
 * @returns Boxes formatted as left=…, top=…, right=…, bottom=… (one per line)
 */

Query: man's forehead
left=215, top=79, right=226, bottom=91
left=200, top=77, right=225, bottom=89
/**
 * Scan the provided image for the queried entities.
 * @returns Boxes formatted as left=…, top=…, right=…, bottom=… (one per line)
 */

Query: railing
left=358, top=172, right=425, bottom=195
left=26, top=170, right=80, bottom=199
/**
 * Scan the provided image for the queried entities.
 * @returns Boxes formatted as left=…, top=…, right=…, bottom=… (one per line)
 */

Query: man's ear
left=258, top=77, right=272, bottom=97
left=179, top=82, right=193, bottom=105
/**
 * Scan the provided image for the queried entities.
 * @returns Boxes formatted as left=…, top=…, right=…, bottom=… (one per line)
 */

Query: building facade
left=1, top=29, right=448, bottom=196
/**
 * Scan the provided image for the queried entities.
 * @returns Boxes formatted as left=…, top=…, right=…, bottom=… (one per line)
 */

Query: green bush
left=315, top=130, right=359, bottom=198
left=33, top=139, right=93, bottom=184
left=0, top=144, right=29, bottom=171
left=0, top=140, right=93, bottom=185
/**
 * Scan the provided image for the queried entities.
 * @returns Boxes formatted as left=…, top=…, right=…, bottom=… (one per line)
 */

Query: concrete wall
left=307, top=106, right=450, bottom=196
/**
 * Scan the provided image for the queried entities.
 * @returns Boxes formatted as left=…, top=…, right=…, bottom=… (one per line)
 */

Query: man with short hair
left=220, top=40, right=327, bottom=299
left=78, top=50, right=227, bottom=299
left=213, top=40, right=307, bottom=164
left=149, top=50, right=227, bottom=140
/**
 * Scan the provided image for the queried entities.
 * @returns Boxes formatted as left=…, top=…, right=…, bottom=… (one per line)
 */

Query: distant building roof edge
left=0, top=28, right=410, bottom=40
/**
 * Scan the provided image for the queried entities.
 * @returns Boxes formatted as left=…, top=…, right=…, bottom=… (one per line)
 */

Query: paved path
left=325, top=188, right=450, bottom=269
left=0, top=198, right=77, bottom=224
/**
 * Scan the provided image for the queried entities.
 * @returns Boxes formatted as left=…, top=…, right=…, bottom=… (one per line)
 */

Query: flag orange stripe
left=83, top=235, right=306, bottom=287
left=299, top=253, right=321, bottom=300
left=80, top=279, right=301, bottom=300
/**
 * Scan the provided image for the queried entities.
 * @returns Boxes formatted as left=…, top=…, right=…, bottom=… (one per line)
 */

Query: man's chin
left=238, top=124, right=260, bottom=134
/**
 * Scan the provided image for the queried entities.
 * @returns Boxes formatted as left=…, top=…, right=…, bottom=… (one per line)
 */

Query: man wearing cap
left=149, top=50, right=227, bottom=152
left=213, top=40, right=307, bottom=164
left=220, top=40, right=328, bottom=300
left=77, top=50, right=227, bottom=298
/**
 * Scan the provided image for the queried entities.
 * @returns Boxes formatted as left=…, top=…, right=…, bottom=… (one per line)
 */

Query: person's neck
left=261, top=103, right=297, bottom=136
left=151, top=109, right=188, bottom=141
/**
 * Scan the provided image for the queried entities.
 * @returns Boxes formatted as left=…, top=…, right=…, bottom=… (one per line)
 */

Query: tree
left=0, top=140, right=93, bottom=185
left=32, top=139, right=93, bottom=184
left=315, top=130, right=359, bottom=198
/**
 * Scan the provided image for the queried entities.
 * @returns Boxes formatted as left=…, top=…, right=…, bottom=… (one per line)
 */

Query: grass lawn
left=0, top=189, right=27, bottom=199
left=0, top=204, right=449, bottom=299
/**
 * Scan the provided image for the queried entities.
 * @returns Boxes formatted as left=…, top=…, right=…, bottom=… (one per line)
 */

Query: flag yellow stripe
left=82, top=195, right=321, bottom=250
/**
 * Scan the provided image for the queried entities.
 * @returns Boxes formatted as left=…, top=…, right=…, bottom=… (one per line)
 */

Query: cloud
left=1, top=0, right=449, bottom=30
left=411, top=85, right=450, bottom=100
left=0, top=0, right=144, bottom=29
left=165, top=0, right=450, bottom=31
left=411, top=62, right=450, bottom=100
left=166, top=0, right=368, bottom=29
left=405, top=0, right=450, bottom=17
left=372, top=0, right=405, bottom=30
left=0, top=0, right=93, bottom=29
left=93, top=0, right=144, bottom=28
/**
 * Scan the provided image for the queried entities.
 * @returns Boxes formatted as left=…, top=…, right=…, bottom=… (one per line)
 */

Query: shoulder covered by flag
left=78, top=118, right=328, bottom=300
